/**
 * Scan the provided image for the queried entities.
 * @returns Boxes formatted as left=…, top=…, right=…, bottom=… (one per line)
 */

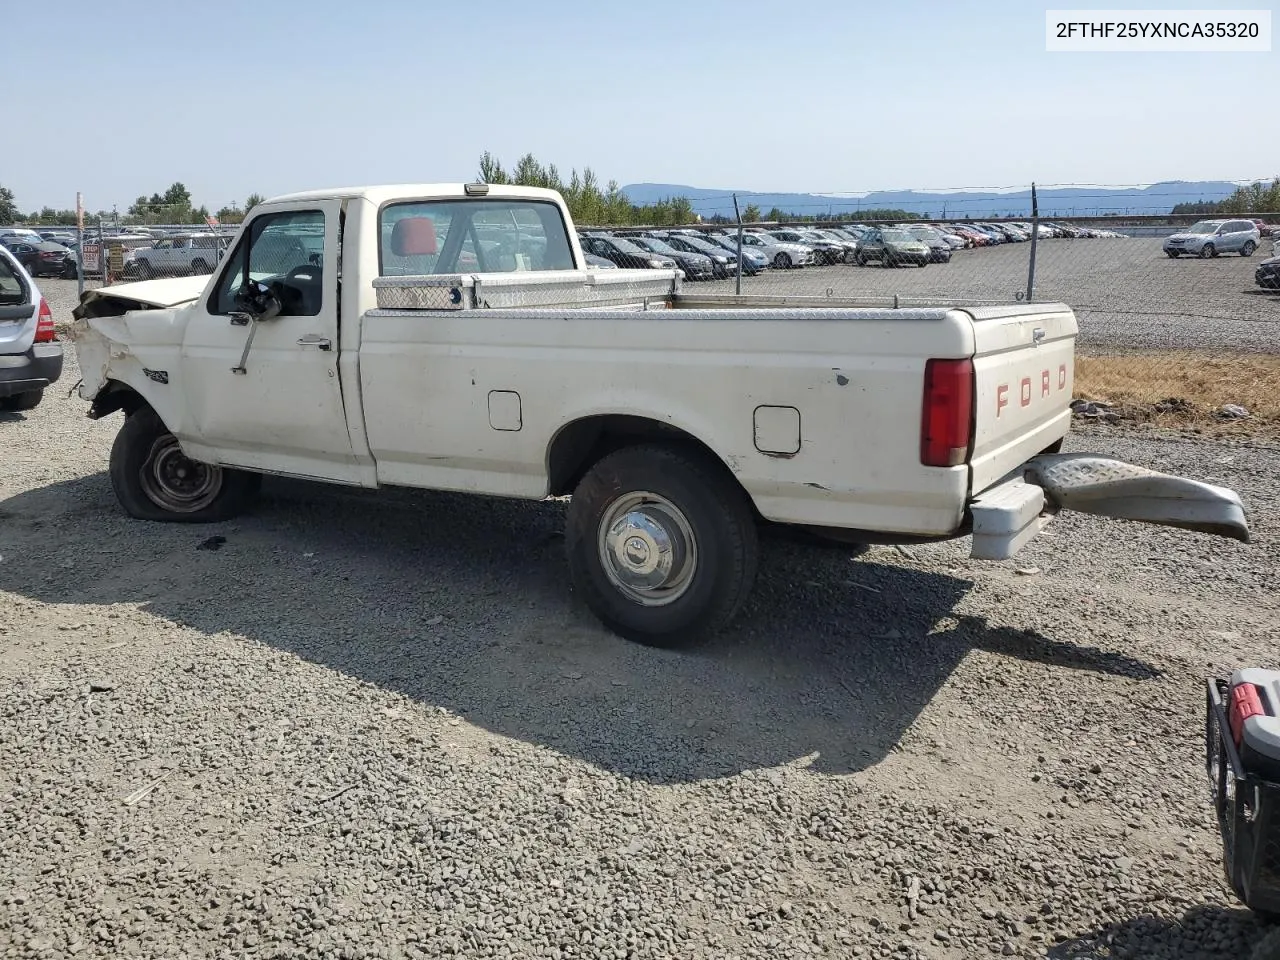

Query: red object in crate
left=1228, top=669, right=1280, bottom=780
left=1229, top=682, right=1266, bottom=747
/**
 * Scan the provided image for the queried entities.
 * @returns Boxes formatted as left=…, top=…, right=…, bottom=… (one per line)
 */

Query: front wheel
left=1166, top=250, right=1180, bottom=258
left=109, top=408, right=261, bottom=523
left=1200, top=244, right=1216, bottom=259
left=566, top=444, right=758, bottom=648
left=1242, top=241, right=1256, bottom=257
left=773, top=252, right=792, bottom=269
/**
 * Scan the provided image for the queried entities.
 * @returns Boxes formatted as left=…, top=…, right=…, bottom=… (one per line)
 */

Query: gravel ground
left=2, top=347, right=1279, bottom=958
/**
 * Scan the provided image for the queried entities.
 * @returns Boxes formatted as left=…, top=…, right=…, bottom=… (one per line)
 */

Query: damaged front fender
left=68, top=285, right=196, bottom=429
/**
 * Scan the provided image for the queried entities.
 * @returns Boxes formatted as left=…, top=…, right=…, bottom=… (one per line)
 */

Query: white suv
left=1163, top=219, right=1262, bottom=259
left=0, top=245, right=62, bottom=411
left=133, top=233, right=230, bottom=278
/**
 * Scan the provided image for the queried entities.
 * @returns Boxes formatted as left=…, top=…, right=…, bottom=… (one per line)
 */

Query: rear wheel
left=137, top=260, right=154, bottom=280
left=0, top=389, right=43, bottom=412
left=1242, top=241, right=1256, bottom=257
left=109, top=407, right=261, bottom=523
left=191, top=258, right=210, bottom=275
left=565, top=444, right=758, bottom=648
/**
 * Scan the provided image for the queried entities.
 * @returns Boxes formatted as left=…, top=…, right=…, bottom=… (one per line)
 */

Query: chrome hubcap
left=141, top=436, right=223, bottom=513
left=598, top=492, right=697, bottom=606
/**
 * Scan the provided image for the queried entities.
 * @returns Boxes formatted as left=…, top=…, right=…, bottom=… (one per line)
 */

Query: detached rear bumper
left=969, top=453, right=1249, bottom=561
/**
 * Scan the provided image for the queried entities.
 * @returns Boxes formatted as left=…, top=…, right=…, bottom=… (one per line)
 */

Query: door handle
left=297, top=334, right=332, bottom=351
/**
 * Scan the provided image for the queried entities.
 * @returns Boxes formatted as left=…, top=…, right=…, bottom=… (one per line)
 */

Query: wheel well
left=88, top=381, right=150, bottom=420
left=547, top=415, right=744, bottom=499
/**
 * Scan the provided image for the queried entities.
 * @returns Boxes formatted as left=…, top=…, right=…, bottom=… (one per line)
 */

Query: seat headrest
left=391, top=217, right=438, bottom=256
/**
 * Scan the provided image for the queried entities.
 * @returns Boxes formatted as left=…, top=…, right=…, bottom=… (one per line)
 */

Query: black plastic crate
left=1205, top=677, right=1280, bottom=919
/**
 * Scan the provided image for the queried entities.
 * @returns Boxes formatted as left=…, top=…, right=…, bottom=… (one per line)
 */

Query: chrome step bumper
left=969, top=453, right=1249, bottom=561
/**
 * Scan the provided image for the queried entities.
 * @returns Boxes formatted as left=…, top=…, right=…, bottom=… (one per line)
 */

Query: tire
left=565, top=443, right=759, bottom=648
left=855, top=253, right=868, bottom=266
left=1, top=389, right=43, bottom=412
left=109, top=407, right=261, bottom=523
left=137, top=260, right=154, bottom=280
left=883, top=254, right=896, bottom=268
left=63, top=262, right=78, bottom=279
left=1242, top=241, right=1256, bottom=257
left=1200, top=244, right=1216, bottom=259
left=190, top=258, right=210, bottom=275
left=1166, top=250, right=1180, bottom=258
left=772, top=252, right=792, bottom=269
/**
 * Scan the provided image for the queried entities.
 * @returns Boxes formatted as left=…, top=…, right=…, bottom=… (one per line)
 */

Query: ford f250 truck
left=70, top=183, right=1250, bottom=647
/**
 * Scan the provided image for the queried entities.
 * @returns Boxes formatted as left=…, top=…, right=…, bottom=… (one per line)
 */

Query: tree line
left=1171, top=178, right=1280, bottom=216
left=476, top=152, right=919, bottom=226
left=0, top=182, right=266, bottom=228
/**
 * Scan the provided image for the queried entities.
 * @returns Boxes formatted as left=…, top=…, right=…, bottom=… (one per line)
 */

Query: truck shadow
left=1046, top=904, right=1274, bottom=959
left=0, top=473, right=1159, bottom=785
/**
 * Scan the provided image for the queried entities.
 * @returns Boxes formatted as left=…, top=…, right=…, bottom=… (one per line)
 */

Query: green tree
left=766, top=207, right=785, bottom=222
left=0, top=184, right=19, bottom=224
left=742, top=203, right=761, bottom=223
left=477, top=151, right=509, bottom=184
left=245, top=193, right=265, bottom=212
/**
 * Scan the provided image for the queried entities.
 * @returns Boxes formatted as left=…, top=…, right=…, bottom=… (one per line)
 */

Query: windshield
left=678, top=236, right=722, bottom=255
left=608, top=236, right=647, bottom=255
left=1186, top=221, right=1222, bottom=235
left=636, top=237, right=681, bottom=256
left=881, top=229, right=914, bottom=243
left=907, top=226, right=938, bottom=239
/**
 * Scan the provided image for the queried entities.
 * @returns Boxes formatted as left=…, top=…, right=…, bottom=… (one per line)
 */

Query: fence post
left=1025, top=182, right=1039, bottom=302
left=732, top=193, right=743, bottom=295
left=75, top=191, right=84, bottom=298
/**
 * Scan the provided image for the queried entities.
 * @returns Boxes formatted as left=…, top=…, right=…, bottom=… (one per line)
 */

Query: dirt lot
left=3, top=255, right=1280, bottom=959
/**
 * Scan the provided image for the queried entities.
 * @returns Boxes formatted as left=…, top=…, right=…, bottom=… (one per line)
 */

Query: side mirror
left=232, top=280, right=283, bottom=323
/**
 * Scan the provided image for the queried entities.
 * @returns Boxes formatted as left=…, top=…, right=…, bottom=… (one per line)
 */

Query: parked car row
left=574, top=219, right=1125, bottom=277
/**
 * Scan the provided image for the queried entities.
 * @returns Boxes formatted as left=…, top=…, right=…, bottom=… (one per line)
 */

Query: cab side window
left=212, top=210, right=326, bottom=317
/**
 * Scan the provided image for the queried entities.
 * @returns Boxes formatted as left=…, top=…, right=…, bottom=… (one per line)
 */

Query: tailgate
left=965, top=303, right=1077, bottom=493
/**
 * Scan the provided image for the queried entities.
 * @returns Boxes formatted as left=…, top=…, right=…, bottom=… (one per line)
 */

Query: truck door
left=177, top=200, right=361, bottom=483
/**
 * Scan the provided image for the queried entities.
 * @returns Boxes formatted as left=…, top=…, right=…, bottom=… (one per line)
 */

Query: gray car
left=0, top=245, right=63, bottom=411
left=1164, top=219, right=1262, bottom=259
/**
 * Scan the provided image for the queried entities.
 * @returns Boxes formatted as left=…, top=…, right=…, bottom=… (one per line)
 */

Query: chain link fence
left=577, top=186, right=1280, bottom=434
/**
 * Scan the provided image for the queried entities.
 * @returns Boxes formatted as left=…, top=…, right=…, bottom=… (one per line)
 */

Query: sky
left=6, top=0, right=1276, bottom=212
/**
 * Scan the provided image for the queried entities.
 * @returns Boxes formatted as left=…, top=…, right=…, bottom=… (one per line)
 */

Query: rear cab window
left=379, top=198, right=576, bottom=276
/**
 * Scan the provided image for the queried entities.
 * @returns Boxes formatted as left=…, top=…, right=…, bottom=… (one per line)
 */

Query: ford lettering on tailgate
left=995, top=363, right=1070, bottom=418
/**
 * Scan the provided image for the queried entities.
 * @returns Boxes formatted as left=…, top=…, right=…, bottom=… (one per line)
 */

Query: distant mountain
left=620, top=181, right=1243, bottom=219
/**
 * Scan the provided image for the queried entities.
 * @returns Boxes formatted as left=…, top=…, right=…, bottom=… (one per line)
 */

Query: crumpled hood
left=76, top=275, right=209, bottom=312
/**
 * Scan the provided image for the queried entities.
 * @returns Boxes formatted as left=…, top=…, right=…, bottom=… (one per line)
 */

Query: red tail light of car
left=34, top=299, right=56, bottom=343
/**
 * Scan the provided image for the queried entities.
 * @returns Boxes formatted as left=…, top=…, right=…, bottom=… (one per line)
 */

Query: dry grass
left=1075, top=350, right=1280, bottom=437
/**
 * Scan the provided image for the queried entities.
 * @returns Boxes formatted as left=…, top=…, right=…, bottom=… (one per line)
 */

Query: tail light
left=34, top=299, right=56, bottom=343
left=920, top=358, right=974, bottom=467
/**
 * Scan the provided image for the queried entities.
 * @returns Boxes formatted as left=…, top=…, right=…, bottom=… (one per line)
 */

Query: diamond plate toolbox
left=372, top=270, right=677, bottom=311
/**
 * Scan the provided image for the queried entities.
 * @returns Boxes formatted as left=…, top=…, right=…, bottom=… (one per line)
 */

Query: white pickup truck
left=71, top=183, right=1249, bottom=647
